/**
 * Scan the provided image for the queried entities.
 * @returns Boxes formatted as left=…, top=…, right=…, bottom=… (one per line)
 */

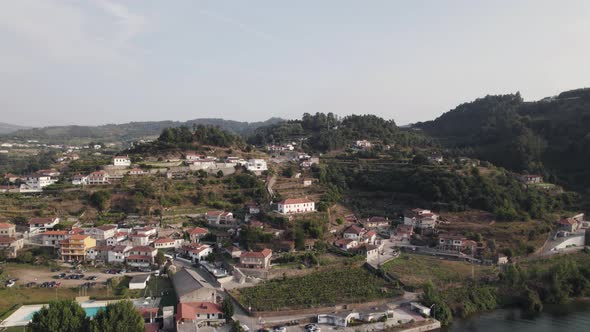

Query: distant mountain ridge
left=3, top=117, right=284, bottom=144
left=0, top=122, right=30, bottom=135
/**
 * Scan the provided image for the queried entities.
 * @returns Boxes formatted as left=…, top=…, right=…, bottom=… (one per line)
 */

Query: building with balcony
left=60, top=235, right=96, bottom=262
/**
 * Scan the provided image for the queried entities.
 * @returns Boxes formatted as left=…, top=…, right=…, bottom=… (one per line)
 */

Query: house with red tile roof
left=28, top=217, right=60, bottom=233
left=205, top=211, right=234, bottom=225
left=0, top=236, right=24, bottom=258
left=334, top=238, right=359, bottom=250
left=363, top=216, right=390, bottom=229
left=240, top=248, right=272, bottom=269
left=188, top=227, right=208, bottom=243
left=277, top=198, right=315, bottom=214
left=154, top=237, right=183, bottom=249
left=87, top=170, right=110, bottom=185
left=0, top=222, right=16, bottom=238
left=343, top=225, right=365, bottom=240
left=176, top=302, right=224, bottom=328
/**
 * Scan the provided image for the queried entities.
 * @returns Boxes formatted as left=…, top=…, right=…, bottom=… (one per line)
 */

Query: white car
left=272, top=327, right=286, bottom=332
left=6, top=280, right=15, bottom=288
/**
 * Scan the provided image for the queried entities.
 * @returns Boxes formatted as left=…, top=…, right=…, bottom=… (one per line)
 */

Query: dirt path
left=267, top=174, right=276, bottom=197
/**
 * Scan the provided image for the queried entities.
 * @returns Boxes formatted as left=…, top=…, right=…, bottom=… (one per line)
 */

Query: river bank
left=441, top=301, right=590, bottom=332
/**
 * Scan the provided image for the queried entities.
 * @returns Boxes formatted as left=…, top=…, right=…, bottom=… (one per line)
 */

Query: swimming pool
left=23, top=306, right=105, bottom=321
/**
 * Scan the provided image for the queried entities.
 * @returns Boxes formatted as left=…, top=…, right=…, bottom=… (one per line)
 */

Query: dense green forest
left=248, top=112, right=433, bottom=152
left=417, top=88, right=590, bottom=190
left=2, top=118, right=282, bottom=145
left=319, top=160, right=578, bottom=220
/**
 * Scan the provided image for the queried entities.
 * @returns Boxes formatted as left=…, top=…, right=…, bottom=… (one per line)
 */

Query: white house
left=87, top=171, right=110, bottom=185
left=183, top=243, right=212, bottom=263
left=86, top=225, right=117, bottom=242
left=131, top=234, right=151, bottom=246
left=185, top=153, right=202, bottom=161
left=128, top=168, right=146, bottom=176
left=343, top=225, right=365, bottom=240
left=246, top=159, right=268, bottom=173
left=106, top=232, right=128, bottom=245
left=28, top=217, right=60, bottom=233
left=20, top=175, right=57, bottom=191
left=133, top=227, right=157, bottom=237
left=191, top=157, right=217, bottom=170
left=113, top=155, right=131, bottom=167
left=39, top=230, right=69, bottom=247
left=277, top=198, right=315, bottom=214
left=404, top=209, right=439, bottom=230
left=71, top=174, right=88, bottom=185
left=205, top=211, right=234, bottom=225
left=126, top=246, right=157, bottom=267
left=107, top=245, right=131, bottom=264
left=154, top=237, right=183, bottom=249
left=355, top=140, right=372, bottom=149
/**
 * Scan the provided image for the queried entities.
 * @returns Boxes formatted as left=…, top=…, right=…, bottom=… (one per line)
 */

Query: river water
left=442, top=302, right=590, bottom=332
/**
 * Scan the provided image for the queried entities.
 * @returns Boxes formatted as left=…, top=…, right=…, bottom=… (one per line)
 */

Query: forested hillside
left=248, top=112, right=433, bottom=152
left=127, top=125, right=245, bottom=154
left=417, top=88, right=590, bottom=190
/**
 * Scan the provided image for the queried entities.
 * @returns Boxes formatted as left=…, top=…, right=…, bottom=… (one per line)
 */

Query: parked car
left=6, top=280, right=15, bottom=288
left=86, top=276, right=98, bottom=281
left=272, top=327, right=286, bottom=332
left=25, top=282, right=37, bottom=288
left=56, top=273, right=66, bottom=279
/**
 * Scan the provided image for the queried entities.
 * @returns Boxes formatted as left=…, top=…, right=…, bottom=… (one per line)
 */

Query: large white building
left=246, top=159, right=268, bottom=173
left=277, top=198, right=315, bottom=214
left=87, top=171, right=110, bottom=185
left=20, top=175, right=57, bottom=192
left=113, top=155, right=131, bottom=167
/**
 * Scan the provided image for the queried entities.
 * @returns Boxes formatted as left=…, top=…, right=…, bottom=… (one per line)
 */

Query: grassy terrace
left=231, top=265, right=401, bottom=311
left=382, top=253, right=496, bottom=289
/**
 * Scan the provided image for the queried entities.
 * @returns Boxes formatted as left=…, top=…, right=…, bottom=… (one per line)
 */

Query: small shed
left=129, top=274, right=151, bottom=290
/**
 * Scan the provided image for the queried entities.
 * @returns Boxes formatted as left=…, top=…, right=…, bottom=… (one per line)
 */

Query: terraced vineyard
left=232, top=266, right=401, bottom=311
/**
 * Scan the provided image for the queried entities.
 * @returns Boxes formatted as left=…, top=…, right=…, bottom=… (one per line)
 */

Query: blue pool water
left=24, top=306, right=104, bottom=321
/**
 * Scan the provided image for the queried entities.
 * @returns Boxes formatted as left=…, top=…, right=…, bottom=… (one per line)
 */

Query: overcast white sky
left=1, top=0, right=589, bottom=127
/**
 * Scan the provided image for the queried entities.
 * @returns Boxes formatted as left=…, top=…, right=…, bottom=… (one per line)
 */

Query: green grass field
left=381, top=253, right=496, bottom=289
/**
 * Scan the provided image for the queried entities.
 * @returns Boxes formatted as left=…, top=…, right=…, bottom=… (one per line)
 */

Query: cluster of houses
left=2, top=169, right=61, bottom=193
left=67, top=154, right=270, bottom=186
left=332, top=217, right=392, bottom=260
left=23, top=216, right=215, bottom=268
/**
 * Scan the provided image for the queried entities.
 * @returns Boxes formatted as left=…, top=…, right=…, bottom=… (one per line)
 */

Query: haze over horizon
left=1, top=0, right=589, bottom=127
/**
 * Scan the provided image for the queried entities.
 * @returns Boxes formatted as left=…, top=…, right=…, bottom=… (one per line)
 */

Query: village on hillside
left=0, top=123, right=587, bottom=332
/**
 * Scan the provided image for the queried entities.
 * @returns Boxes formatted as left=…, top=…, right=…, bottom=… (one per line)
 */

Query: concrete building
left=129, top=274, right=151, bottom=290
left=171, top=268, right=217, bottom=303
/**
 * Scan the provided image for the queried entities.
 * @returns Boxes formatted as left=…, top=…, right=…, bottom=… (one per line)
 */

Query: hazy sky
left=1, top=0, right=589, bottom=127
